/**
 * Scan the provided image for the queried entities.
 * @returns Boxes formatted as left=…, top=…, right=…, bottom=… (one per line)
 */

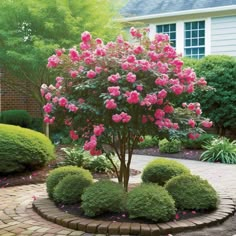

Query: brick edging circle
left=33, top=195, right=235, bottom=235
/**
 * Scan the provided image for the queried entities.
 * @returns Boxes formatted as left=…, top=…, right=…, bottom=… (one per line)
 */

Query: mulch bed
left=56, top=200, right=209, bottom=224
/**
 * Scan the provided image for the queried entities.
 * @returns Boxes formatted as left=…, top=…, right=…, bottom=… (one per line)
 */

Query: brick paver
left=0, top=155, right=235, bottom=235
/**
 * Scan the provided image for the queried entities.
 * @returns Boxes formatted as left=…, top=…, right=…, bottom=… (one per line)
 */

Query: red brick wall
left=0, top=71, right=42, bottom=117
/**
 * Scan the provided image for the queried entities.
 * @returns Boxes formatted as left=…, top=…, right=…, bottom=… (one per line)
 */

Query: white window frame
left=149, top=17, right=211, bottom=57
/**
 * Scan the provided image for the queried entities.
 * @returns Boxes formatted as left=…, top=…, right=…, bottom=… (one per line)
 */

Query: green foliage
left=84, top=155, right=115, bottom=173
left=200, top=137, right=236, bottom=164
left=136, top=136, right=159, bottom=149
left=192, top=55, right=236, bottom=132
left=81, top=180, right=126, bottom=217
left=0, top=0, right=123, bottom=108
left=53, top=174, right=93, bottom=204
left=159, top=138, right=182, bottom=153
left=141, top=158, right=190, bottom=186
left=0, top=110, right=32, bottom=128
left=46, top=166, right=93, bottom=199
left=165, top=175, right=219, bottom=210
left=30, top=117, right=43, bottom=132
left=182, top=133, right=217, bottom=149
left=182, top=57, right=199, bottom=69
left=59, top=146, right=118, bottom=174
left=126, top=183, right=175, bottom=222
left=0, top=124, right=55, bottom=174
left=59, top=146, right=85, bottom=167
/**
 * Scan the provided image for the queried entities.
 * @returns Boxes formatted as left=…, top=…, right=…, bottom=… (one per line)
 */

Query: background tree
left=0, top=0, right=123, bottom=114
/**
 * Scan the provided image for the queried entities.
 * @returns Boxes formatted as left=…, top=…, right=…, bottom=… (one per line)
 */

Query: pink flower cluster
left=112, top=112, right=131, bottom=123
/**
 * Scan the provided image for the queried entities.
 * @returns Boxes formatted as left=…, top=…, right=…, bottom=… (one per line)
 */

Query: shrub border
left=33, top=195, right=235, bottom=235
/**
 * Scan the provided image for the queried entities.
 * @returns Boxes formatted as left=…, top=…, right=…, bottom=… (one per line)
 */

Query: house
left=120, top=0, right=236, bottom=58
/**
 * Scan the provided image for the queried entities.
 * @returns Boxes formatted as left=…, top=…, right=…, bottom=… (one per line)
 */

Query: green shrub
left=126, top=184, right=175, bottom=222
left=194, top=55, right=236, bottom=134
left=137, top=136, right=159, bottom=149
left=0, top=110, right=32, bottom=128
left=81, top=180, right=126, bottom=217
left=159, top=138, right=182, bottom=153
left=182, top=133, right=217, bottom=149
left=165, top=175, right=219, bottom=210
left=200, top=137, right=236, bottom=164
left=53, top=174, right=93, bottom=204
left=141, top=158, right=190, bottom=186
left=46, top=166, right=93, bottom=199
left=0, top=124, right=55, bottom=174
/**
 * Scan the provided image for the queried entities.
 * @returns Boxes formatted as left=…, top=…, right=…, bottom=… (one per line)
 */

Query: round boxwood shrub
left=0, top=124, right=55, bottom=174
left=126, top=183, right=175, bottom=222
left=46, top=166, right=93, bottom=199
left=81, top=180, right=126, bottom=217
left=165, top=174, right=219, bottom=210
left=53, top=174, right=93, bottom=204
left=141, top=158, right=190, bottom=186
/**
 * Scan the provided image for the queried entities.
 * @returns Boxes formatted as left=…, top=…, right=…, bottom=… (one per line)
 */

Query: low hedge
left=0, top=124, right=55, bottom=174
left=165, top=174, right=219, bottom=210
left=142, top=158, right=190, bottom=186
left=126, top=183, right=175, bottom=222
left=0, top=109, right=32, bottom=128
left=46, top=166, right=93, bottom=199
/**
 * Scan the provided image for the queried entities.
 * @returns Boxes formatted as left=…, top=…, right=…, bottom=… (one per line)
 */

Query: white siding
left=211, top=16, right=236, bottom=56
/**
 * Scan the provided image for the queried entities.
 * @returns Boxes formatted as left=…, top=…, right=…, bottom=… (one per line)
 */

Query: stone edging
left=33, top=195, right=235, bottom=235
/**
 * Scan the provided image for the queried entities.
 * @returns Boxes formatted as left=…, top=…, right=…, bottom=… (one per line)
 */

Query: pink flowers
left=188, top=133, right=200, bottom=140
left=84, top=135, right=97, bottom=151
left=69, top=48, right=80, bottom=61
left=127, top=91, right=140, bottom=104
left=43, top=103, right=53, bottom=113
left=112, top=112, right=131, bottom=123
left=171, top=84, right=184, bottom=95
left=68, top=104, right=78, bottom=113
left=58, top=97, right=68, bottom=107
left=105, top=99, right=117, bottom=109
left=81, top=31, right=92, bottom=42
left=108, top=73, right=120, bottom=83
left=188, top=119, right=196, bottom=128
left=201, top=120, right=213, bottom=128
left=47, top=55, right=60, bottom=68
left=93, top=124, right=105, bottom=136
left=70, top=130, right=79, bottom=140
left=157, top=89, right=167, bottom=99
left=108, top=86, right=120, bottom=96
left=126, top=72, right=136, bottom=83
left=87, top=70, right=96, bottom=79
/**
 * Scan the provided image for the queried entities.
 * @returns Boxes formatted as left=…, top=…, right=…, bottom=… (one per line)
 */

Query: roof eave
left=119, top=5, right=236, bottom=22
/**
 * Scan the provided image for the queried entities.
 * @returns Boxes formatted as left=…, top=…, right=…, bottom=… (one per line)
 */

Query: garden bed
left=33, top=196, right=236, bottom=235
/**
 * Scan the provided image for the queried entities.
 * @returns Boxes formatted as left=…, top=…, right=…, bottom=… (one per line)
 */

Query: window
left=156, top=23, right=176, bottom=48
left=184, top=21, right=205, bottom=59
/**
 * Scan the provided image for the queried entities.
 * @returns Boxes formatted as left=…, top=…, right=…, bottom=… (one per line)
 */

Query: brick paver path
left=0, top=155, right=235, bottom=235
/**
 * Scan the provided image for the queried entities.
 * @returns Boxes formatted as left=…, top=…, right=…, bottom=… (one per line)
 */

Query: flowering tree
left=41, top=27, right=212, bottom=191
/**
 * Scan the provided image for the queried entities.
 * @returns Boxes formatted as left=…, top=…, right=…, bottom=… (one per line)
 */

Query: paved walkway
left=0, top=155, right=236, bottom=236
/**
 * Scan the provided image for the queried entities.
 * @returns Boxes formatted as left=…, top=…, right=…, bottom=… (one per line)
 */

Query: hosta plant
left=200, top=137, right=236, bottom=164
left=42, top=27, right=212, bottom=190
